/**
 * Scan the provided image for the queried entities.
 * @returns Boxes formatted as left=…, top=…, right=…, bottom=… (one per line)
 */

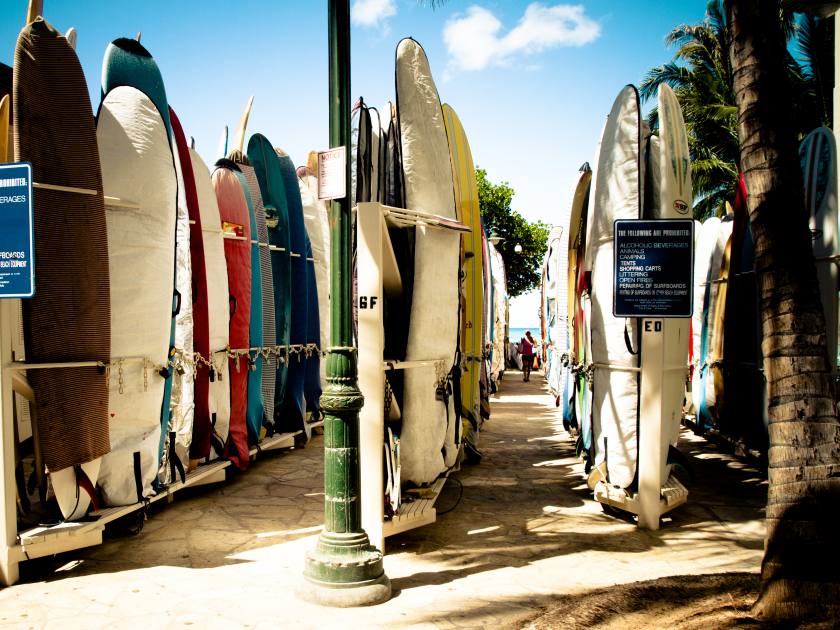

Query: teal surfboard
left=248, top=134, right=292, bottom=427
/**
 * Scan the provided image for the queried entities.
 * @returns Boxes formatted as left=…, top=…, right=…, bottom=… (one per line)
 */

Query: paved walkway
left=0, top=371, right=767, bottom=628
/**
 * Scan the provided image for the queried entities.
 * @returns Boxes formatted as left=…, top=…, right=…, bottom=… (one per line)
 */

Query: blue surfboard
left=275, top=149, right=307, bottom=433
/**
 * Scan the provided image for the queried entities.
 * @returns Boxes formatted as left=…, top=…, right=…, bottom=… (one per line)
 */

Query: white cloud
left=352, top=0, right=397, bottom=29
left=443, top=3, right=601, bottom=74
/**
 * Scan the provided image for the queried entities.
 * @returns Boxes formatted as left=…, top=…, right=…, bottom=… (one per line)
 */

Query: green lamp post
left=299, top=0, right=391, bottom=607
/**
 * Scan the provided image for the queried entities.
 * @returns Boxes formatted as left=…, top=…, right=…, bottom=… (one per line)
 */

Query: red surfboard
left=211, top=161, right=251, bottom=470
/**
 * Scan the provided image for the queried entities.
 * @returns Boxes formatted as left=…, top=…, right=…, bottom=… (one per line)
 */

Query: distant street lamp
left=514, top=243, right=523, bottom=254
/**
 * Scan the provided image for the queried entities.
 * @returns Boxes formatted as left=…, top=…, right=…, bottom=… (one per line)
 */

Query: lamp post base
left=299, top=533, right=391, bottom=607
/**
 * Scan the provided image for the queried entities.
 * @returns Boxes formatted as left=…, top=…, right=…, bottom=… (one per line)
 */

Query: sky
left=0, top=0, right=710, bottom=327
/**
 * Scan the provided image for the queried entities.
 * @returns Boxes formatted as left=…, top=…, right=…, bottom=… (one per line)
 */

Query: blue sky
left=1, top=0, right=710, bottom=326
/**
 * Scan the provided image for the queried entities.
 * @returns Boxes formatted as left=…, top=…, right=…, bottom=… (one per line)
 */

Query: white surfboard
left=298, top=164, right=331, bottom=387
left=97, top=86, right=176, bottom=506
left=653, top=83, right=691, bottom=484
left=586, top=85, right=643, bottom=489
left=162, top=123, right=195, bottom=483
left=191, top=148, right=232, bottom=460
left=396, top=38, right=460, bottom=483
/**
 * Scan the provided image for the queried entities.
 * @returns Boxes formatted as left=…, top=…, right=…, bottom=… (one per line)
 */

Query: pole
left=299, top=0, right=390, bottom=607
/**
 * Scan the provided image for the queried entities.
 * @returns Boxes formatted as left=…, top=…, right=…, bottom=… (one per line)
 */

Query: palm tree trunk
left=726, top=0, right=840, bottom=621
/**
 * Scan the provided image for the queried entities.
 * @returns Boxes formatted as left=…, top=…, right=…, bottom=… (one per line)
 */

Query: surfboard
left=211, top=161, right=251, bottom=469
left=485, top=234, right=496, bottom=390
left=396, top=38, right=460, bottom=482
left=696, top=210, right=733, bottom=432
left=64, top=26, right=76, bottom=50
left=381, top=101, right=405, bottom=209
left=189, top=149, right=231, bottom=463
left=353, top=101, right=372, bottom=203
left=442, top=104, right=484, bottom=455
left=717, top=175, right=768, bottom=450
left=690, top=217, right=721, bottom=416
left=273, top=149, right=308, bottom=434
left=801, top=127, right=839, bottom=370
left=15, top=19, right=109, bottom=518
left=230, top=151, right=276, bottom=438
left=565, top=165, right=592, bottom=437
left=489, top=242, right=507, bottom=385
left=100, top=36, right=180, bottom=498
left=543, top=227, right=564, bottom=397
left=298, top=162, right=330, bottom=388
left=227, top=153, right=265, bottom=445
left=477, top=226, right=491, bottom=426
left=247, top=134, right=292, bottom=429
left=650, top=83, right=691, bottom=483
left=303, top=231, right=322, bottom=426
left=96, top=62, right=176, bottom=506
left=586, top=84, right=643, bottom=489
left=170, top=109, right=212, bottom=475
left=161, top=106, right=195, bottom=485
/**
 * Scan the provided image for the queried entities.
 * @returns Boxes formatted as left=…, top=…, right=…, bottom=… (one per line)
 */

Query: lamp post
left=299, top=0, right=390, bottom=607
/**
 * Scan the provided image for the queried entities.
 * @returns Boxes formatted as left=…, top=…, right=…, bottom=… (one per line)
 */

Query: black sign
left=613, top=219, right=693, bottom=318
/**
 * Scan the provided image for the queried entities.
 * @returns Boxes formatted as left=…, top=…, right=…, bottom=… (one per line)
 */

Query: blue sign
left=614, top=219, right=693, bottom=318
left=0, top=163, right=34, bottom=298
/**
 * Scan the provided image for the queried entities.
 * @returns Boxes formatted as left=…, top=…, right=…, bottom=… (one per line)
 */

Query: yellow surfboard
left=442, top=104, right=484, bottom=450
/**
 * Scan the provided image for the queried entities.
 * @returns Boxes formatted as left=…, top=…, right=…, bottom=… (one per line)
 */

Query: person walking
left=520, top=331, right=536, bottom=382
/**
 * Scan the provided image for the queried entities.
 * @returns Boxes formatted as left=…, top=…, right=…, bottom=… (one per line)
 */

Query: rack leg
left=1, top=299, right=20, bottom=585
left=357, top=203, right=385, bottom=552
left=638, top=318, right=664, bottom=530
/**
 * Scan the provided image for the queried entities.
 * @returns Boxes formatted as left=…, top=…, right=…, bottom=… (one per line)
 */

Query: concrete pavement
left=0, top=370, right=767, bottom=628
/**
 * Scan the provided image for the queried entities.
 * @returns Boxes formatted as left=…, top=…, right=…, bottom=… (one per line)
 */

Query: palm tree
left=641, top=1, right=739, bottom=218
left=642, top=0, right=832, bottom=219
left=726, top=0, right=840, bottom=622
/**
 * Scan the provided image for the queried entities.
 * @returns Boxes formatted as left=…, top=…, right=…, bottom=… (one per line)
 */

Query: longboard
left=100, top=36, right=180, bottom=492
left=274, top=148, right=309, bottom=434
left=565, top=165, right=592, bottom=437
left=718, top=176, right=767, bottom=449
left=690, top=217, right=722, bottom=416
left=396, top=38, right=460, bottom=482
left=230, top=150, right=276, bottom=440
left=801, top=127, right=839, bottom=369
left=247, top=134, right=292, bottom=428
left=649, top=83, right=691, bottom=484
left=212, top=160, right=251, bottom=469
left=227, top=155, right=266, bottom=446
left=15, top=19, right=110, bottom=518
left=96, top=38, right=176, bottom=506
left=190, top=149, right=231, bottom=463
left=162, top=106, right=196, bottom=485
left=442, top=104, right=484, bottom=455
left=586, top=85, right=643, bottom=489
left=298, top=163, right=330, bottom=389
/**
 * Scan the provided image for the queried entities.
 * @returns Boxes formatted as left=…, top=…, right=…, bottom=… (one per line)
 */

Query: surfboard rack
left=32, top=182, right=140, bottom=210
left=357, top=202, right=463, bottom=553
left=0, top=294, right=306, bottom=585
left=591, top=319, right=690, bottom=529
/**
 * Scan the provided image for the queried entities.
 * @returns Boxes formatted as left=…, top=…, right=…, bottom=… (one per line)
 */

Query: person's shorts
left=521, top=354, right=534, bottom=364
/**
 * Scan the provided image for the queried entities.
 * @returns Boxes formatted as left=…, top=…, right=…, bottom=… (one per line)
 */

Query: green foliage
left=476, top=168, right=549, bottom=298
left=640, top=0, right=833, bottom=219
